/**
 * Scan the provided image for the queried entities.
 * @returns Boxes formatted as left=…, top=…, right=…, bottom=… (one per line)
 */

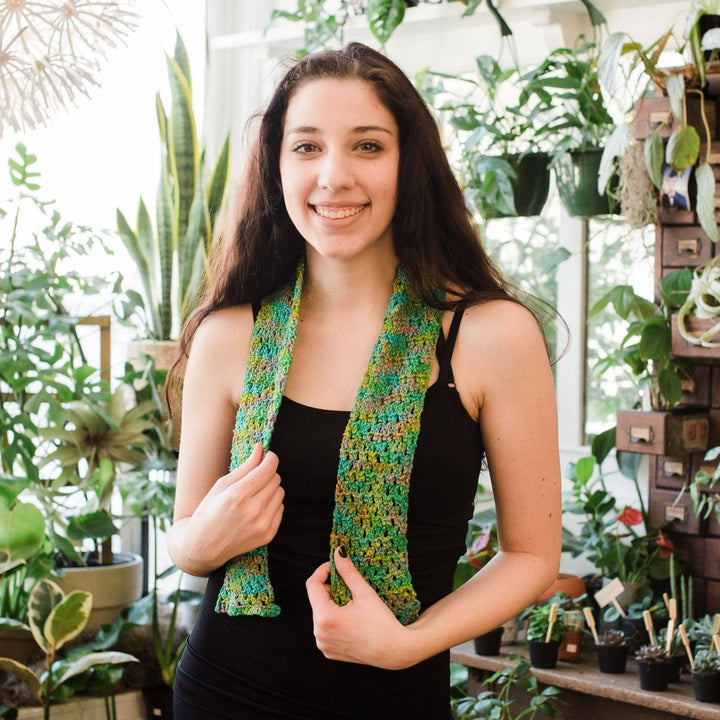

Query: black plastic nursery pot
left=473, top=627, right=504, bottom=656
left=528, top=639, right=560, bottom=669
left=620, top=616, right=650, bottom=653
left=637, top=661, right=671, bottom=691
left=143, top=684, right=174, bottom=719
left=692, top=670, right=720, bottom=703
left=595, top=644, right=628, bottom=674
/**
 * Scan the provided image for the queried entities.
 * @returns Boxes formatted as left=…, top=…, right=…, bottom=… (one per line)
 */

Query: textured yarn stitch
left=215, top=262, right=442, bottom=625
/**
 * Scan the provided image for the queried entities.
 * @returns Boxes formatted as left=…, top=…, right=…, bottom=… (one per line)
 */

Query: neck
left=302, top=250, right=399, bottom=318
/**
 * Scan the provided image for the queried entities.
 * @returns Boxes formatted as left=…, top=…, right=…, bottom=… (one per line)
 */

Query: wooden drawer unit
left=708, top=509, right=720, bottom=537
left=616, top=409, right=709, bottom=456
left=680, top=364, right=712, bottom=406
left=707, top=579, right=720, bottom=614
left=712, top=367, right=720, bottom=407
left=650, top=455, right=691, bottom=490
left=671, top=533, right=706, bottom=576
left=648, top=487, right=703, bottom=534
left=660, top=225, right=714, bottom=268
left=704, top=538, right=720, bottom=580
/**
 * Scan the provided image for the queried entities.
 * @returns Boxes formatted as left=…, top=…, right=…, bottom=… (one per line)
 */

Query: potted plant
left=522, top=36, right=616, bottom=216
left=0, top=578, right=138, bottom=719
left=674, top=257, right=720, bottom=354
left=419, top=54, right=554, bottom=220
left=117, top=32, right=230, bottom=347
left=692, top=648, right=720, bottom=702
left=635, top=644, right=674, bottom=690
left=524, top=602, right=566, bottom=669
left=595, top=629, right=630, bottom=673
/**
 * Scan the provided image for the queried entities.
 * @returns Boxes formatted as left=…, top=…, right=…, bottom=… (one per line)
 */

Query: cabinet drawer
left=651, top=455, right=691, bottom=490
left=617, top=410, right=709, bottom=456
left=661, top=225, right=714, bottom=268
left=648, top=488, right=703, bottom=534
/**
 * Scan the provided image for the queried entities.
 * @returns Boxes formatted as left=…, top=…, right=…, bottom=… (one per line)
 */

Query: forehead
left=283, top=78, right=397, bottom=132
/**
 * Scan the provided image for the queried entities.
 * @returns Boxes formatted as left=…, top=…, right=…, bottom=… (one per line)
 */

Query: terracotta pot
left=51, top=552, right=143, bottom=629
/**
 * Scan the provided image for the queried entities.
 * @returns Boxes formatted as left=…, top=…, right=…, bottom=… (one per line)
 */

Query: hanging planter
left=554, top=149, right=615, bottom=216
left=486, top=152, right=551, bottom=219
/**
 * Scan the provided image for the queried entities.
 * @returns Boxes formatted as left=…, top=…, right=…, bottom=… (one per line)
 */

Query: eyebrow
left=285, top=125, right=395, bottom=136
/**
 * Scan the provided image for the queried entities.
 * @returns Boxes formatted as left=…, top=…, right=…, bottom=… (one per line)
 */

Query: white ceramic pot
left=51, top=552, right=144, bottom=629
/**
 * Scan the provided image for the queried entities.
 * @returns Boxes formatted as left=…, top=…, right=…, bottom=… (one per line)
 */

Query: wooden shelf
left=451, top=641, right=720, bottom=720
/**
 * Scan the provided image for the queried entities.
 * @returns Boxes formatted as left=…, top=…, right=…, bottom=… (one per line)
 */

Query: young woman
left=167, top=42, right=561, bottom=720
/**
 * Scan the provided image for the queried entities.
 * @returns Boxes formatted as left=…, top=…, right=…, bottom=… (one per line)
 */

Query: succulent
left=694, top=649, right=720, bottom=673
left=597, top=629, right=626, bottom=647
left=634, top=644, right=672, bottom=664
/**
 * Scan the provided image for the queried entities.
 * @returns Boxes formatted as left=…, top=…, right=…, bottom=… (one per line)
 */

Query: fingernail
left=338, top=544, right=348, bottom=558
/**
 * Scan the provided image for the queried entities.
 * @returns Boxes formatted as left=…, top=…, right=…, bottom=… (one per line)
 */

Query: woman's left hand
left=306, top=547, right=418, bottom=670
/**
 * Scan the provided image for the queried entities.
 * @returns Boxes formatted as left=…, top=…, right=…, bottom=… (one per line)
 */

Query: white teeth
left=314, top=205, right=364, bottom=219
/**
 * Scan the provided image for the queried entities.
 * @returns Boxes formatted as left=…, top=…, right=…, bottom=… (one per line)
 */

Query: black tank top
left=174, top=307, right=484, bottom=720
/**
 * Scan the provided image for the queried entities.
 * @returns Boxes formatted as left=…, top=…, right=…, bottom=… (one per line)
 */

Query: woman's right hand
left=182, top=443, right=285, bottom=571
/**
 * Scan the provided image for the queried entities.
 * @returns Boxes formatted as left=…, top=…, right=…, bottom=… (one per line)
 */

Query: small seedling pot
left=473, top=627, right=504, bottom=656
left=692, top=670, right=720, bottom=703
left=637, top=661, right=671, bottom=691
left=596, top=644, right=628, bottom=674
left=528, top=639, right=560, bottom=669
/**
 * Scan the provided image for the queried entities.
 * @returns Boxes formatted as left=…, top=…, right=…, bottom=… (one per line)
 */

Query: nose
left=317, top=149, right=355, bottom=192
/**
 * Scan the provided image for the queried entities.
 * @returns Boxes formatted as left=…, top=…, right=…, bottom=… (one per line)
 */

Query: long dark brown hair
left=171, top=42, right=558, bottom=386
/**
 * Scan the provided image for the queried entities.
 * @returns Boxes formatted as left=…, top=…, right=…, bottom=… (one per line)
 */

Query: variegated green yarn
left=215, top=262, right=442, bottom=625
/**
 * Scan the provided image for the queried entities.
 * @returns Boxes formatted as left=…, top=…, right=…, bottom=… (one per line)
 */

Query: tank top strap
left=252, top=299, right=261, bottom=322
left=436, top=304, right=466, bottom=386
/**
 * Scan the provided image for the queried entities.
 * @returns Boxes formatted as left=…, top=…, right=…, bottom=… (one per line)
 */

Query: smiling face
left=279, top=78, right=400, bottom=264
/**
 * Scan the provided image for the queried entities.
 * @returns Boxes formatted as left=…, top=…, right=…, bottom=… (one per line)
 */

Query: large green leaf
left=28, top=579, right=64, bottom=652
left=643, top=131, right=664, bottom=188
left=0, top=658, right=41, bottom=699
left=367, top=0, right=406, bottom=45
left=0, top=501, right=44, bottom=561
left=694, top=162, right=720, bottom=244
left=51, top=651, right=138, bottom=693
left=666, top=125, right=700, bottom=170
left=45, top=590, right=92, bottom=650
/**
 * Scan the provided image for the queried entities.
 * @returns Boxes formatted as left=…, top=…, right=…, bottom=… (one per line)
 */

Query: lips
left=311, top=204, right=368, bottom=219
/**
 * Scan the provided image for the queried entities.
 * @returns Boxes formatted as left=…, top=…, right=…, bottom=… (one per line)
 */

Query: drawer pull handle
left=677, top=238, right=700, bottom=255
left=629, top=425, right=653, bottom=444
left=663, top=461, right=685, bottom=477
left=665, top=505, right=687, bottom=523
left=649, top=110, right=672, bottom=129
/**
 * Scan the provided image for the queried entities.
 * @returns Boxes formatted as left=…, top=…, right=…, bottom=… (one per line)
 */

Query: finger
left=333, top=546, right=371, bottom=597
left=305, top=561, right=333, bottom=609
left=213, top=443, right=264, bottom=491
left=218, top=447, right=280, bottom=495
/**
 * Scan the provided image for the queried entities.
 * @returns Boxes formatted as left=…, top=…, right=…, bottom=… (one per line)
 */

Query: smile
left=312, top=204, right=367, bottom=219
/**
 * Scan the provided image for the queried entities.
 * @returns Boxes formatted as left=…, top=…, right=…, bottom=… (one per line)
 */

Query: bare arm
left=306, top=300, right=561, bottom=668
left=166, top=306, right=285, bottom=577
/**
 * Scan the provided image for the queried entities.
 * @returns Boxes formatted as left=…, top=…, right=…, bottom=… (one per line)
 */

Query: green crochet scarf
left=215, top=262, right=442, bottom=625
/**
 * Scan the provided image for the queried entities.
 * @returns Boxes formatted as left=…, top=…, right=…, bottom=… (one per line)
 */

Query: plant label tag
left=594, top=577, right=625, bottom=608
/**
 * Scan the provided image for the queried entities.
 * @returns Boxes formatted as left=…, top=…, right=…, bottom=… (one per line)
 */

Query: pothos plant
left=590, top=268, right=692, bottom=411
left=599, top=23, right=719, bottom=242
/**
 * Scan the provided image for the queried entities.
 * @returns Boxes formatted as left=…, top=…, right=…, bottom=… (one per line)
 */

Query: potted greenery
left=0, top=579, right=138, bottom=719
left=595, top=629, right=629, bottom=674
left=521, top=36, right=616, bottom=216
left=419, top=54, right=554, bottom=220
left=524, top=602, right=566, bottom=669
left=117, top=32, right=230, bottom=347
left=635, top=644, right=674, bottom=691
left=674, top=258, right=720, bottom=354
left=692, top=648, right=720, bottom=702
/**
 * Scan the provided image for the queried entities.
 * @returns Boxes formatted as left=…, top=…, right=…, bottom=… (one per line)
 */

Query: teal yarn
left=215, top=263, right=442, bottom=625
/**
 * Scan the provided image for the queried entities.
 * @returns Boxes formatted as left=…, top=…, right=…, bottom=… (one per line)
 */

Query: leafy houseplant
left=0, top=579, right=137, bottom=720
left=522, top=36, right=616, bottom=216
left=675, top=257, right=720, bottom=349
left=419, top=54, right=554, bottom=219
left=450, top=659, right=562, bottom=720
left=524, top=602, right=566, bottom=669
left=116, top=33, right=230, bottom=343
left=39, top=387, right=158, bottom=567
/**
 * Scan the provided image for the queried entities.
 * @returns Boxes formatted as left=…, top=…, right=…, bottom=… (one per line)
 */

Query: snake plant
left=117, top=33, right=230, bottom=341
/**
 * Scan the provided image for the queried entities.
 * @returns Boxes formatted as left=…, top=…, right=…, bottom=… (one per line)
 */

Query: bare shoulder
left=186, top=305, right=255, bottom=405
left=460, top=299, right=548, bottom=361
